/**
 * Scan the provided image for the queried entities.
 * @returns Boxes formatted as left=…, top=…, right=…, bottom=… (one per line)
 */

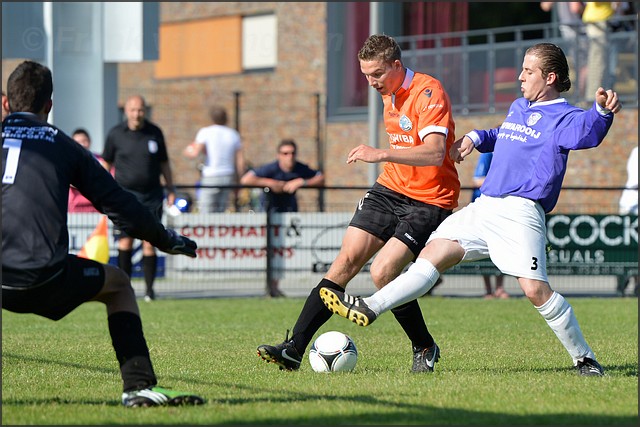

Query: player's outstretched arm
left=449, top=135, right=475, bottom=164
left=595, top=87, right=622, bottom=114
left=158, top=229, right=198, bottom=258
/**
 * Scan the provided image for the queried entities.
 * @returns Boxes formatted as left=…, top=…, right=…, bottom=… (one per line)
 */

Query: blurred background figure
left=471, top=151, right=509, bottom=299
left=581, top=2, right=614, bottom=100
left=619, top=145, right=638, bottom=216
left=183, top=105, right=244, bottom=213
left=241, top=139, right=324, bottom=297
left=68, top=128, right=108, bottom=213
left=540, top=2, right=585, bottom=41
left=2, top=90, right=10, bottom=120
left=540, top=2, right=587, bottom=99
left=240, top=139, right=324, bottom=213
left=102, top=94, right=176, bottom=302
left=617, top=145, right=638, bottom=296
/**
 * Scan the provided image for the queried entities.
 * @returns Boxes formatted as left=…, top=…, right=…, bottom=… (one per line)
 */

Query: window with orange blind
left=155, top=16, right=242, bottom=79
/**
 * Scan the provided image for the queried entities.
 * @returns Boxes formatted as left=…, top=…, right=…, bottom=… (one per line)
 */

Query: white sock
left=535, top=291, right=595, bottom=364
left=363, top=258, right=440, bottom=315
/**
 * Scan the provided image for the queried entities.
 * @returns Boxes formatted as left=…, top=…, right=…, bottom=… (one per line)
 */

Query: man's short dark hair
left=278, top=139, right=297, bottom=153
left=72, top=128, right=91, bottom=139
left=209, top=105, right=228, bottom=125
left=6, top=60, right=53, bottom=114
left=357, top=34, right=402, bottom=64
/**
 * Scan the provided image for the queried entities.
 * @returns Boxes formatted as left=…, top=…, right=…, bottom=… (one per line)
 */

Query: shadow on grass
left=2, top=396, right=122, bottom=407
left=3, top=352, right=637, bottom=426
left=5, top=350, right=638, bottom=385
left=3, top=381, right=637, bottom=426
left=433, top=362, right=639, bottom=377
left=192, top=376, right=639, bottom=425
left=2, top=351, right=212, bottom=385
left=2, top=352, right=115, bottom=374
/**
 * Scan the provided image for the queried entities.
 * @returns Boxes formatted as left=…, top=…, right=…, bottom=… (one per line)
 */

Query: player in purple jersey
left=320, top=43, right=621, bottom=376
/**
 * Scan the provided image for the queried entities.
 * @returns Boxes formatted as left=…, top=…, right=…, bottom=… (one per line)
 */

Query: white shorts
left=427, top=194, right=549, bottom=282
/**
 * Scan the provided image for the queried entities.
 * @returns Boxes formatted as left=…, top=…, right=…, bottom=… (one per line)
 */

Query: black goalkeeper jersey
left=2, top=113, right=170, bottom=286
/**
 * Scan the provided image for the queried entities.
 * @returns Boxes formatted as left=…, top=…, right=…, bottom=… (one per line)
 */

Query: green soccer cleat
left=122, top=386, right=205, bottom=407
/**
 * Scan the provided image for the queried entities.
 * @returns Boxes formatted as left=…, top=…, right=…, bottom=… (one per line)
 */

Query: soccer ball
left=308, top=331, right=358, bottom=373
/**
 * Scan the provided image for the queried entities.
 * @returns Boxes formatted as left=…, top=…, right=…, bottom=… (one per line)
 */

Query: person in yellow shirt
left=582, top=2, right=616, bottom=100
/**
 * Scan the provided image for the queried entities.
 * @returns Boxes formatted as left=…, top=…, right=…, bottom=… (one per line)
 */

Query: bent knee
left=369, top=265, right=390, bottom=287
left=101, top=265, right=134, bottom=295
left=370, top=260, right=407, bottom=288
left=326, top=253, right=367, bottom=282
left=519, top=278, right=553, bottom=304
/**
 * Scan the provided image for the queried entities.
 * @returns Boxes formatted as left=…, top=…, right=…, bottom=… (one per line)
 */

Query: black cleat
left=576, top=357, right=604, bottom=376
left=319, top=287, right=377, bottom=326
left=412, top=343, right=440, bottom=373
left=257, top=330, right=302, bottom=371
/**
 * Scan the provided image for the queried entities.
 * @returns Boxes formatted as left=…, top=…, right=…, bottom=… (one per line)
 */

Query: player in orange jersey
left=257, top=34, right=460, bottom=373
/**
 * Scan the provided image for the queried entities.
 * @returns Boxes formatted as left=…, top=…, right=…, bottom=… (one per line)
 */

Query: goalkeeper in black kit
left=2, top=60, right=204, bottom=407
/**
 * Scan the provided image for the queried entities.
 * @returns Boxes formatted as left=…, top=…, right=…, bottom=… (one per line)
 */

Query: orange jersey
left=377, top=69, right=460, bottom=209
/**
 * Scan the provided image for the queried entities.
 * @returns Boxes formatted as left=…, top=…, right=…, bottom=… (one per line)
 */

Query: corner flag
left=78, top=215, right=110, bottom=264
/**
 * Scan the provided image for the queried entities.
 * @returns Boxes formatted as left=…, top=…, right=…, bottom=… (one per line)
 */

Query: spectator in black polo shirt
left=102, top=95, right=176, bottom=302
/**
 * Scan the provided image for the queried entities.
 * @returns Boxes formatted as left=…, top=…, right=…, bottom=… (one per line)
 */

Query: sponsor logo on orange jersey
left=399, top=115, right=412, bottom=132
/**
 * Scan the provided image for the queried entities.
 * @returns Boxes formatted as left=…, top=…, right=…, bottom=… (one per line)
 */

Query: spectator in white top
left=619, top=146, right=638, bottom=215
left=184, top=105, right=245, bottom=213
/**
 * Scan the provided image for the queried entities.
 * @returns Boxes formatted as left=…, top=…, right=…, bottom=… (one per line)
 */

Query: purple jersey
left=467, top=98, right=614, bottom=213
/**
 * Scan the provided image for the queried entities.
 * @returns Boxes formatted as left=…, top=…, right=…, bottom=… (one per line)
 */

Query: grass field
left=2, top=296, right=638, bottom=425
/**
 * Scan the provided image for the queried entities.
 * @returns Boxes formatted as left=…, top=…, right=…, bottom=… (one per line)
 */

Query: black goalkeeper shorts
left=2, top=255, right=105, bottom=321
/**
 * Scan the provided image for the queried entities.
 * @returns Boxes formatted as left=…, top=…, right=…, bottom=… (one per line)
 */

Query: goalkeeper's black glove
left=162, top=229, right=197, bottom=258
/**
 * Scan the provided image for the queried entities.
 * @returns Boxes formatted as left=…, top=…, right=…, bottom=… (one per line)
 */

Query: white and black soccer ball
left=308, top=331, right=358, bottom=373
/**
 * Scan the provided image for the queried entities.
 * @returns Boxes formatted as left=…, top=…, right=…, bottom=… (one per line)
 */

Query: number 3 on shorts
left=530, top=257, right=538, bottom=271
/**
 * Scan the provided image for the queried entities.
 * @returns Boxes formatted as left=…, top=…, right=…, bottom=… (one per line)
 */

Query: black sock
left=142, top=255, right=157, bottom=295
left=108, top=311, right=157, bottom=392
left=290, top=279, right=343, bottom=355
left=391, top=300, right=435, bottom=349
left=118, top=249, right=133, bottom=277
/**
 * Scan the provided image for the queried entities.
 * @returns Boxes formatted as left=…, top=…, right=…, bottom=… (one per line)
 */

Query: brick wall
left=119, top=2, right=328, bottom=209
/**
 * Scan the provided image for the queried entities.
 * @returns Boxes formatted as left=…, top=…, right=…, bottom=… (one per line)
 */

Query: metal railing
left=394, top=17, right=638, bottom=114
left=68, top=186, right=638, bottom=299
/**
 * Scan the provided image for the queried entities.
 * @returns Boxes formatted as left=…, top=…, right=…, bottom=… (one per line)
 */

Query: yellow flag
left=78, top=215, right=110, bottom=264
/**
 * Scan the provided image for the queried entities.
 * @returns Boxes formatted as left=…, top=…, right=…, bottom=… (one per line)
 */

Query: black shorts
left=114, top=187, right=164, bottom=239
left=2, top=255, right=105, bottom=321
left=349, top=182, right=453, bottom=258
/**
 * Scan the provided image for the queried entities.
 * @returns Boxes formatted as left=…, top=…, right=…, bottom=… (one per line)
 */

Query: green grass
left=2, top=296, right=638, bottom=425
